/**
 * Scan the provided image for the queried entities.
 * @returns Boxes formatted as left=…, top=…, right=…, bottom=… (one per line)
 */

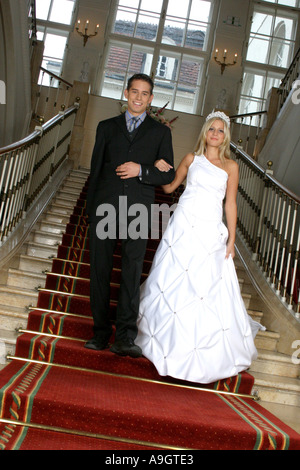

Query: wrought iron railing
left=230, top=142, right=299, bottom=318
left=0, top=105, right=78, bottom=246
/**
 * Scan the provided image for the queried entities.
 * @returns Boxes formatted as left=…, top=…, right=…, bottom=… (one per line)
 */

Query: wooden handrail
left=40, top=66, right=73, bottom=88
left=231, top=142, right=300, bottom=203
left=0, top=106, right=77, bottom=155
left=229, top=110, right=267, bottom=120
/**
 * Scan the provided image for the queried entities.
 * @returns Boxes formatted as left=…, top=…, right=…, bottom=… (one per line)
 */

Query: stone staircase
left=0, top=167, right=299, bottom=418
left=0, top=168, right=90, bottom=363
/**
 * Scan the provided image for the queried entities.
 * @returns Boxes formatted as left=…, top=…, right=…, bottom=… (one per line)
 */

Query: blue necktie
left=128, top=117, right=139, bottom=133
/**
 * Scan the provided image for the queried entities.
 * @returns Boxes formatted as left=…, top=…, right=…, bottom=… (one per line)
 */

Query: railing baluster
left=0, top=106, right=78, bottom=244
left=231, top=142, right=300, bottom=318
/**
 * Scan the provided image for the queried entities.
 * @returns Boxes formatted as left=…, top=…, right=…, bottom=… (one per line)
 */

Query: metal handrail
left=230, top=142, right=299, bottom=318
left=0, top=105, right=78, bottom=246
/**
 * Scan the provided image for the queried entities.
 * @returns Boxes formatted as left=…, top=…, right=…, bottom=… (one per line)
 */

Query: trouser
left=89, top=221, right=148, bottom=342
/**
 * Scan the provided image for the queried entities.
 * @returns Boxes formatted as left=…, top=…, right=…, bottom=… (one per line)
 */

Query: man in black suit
left=85, top=73, right=175, bottom=357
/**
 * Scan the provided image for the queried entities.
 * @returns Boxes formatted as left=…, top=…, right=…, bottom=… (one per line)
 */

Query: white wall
left=0, top=0, right=31, bottom=147
left=258, top=90, right=300, bottom=197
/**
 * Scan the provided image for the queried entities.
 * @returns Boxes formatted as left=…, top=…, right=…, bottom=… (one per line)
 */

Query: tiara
left=206, top=111, right=230, bottom=128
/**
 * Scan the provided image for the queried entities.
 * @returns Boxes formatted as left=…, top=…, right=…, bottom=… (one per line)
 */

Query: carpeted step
left=0, top=361, right=299, bottom=450
left=13, top=331, right=255, bottom=395
left=1, top=425, right=159, bottom=450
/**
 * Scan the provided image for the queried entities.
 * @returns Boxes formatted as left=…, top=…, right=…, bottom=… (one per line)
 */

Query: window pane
left=166, top=0, right=189, bottom=18
left=141, top=0, right=164, bottom=13
left=190, top=0, right=212, bottom=22
left=274, top=16, right=294, bottom=40
left=241, top=72, right=264, bottom=99
left=269, top=39, right=292, bottom=67
left=174, top=84, right=200, bottom=113
left=263, top=0, right=298, bottom=5
left=162, top=18, right=185, bottom=47
left=36, top=0, right=51, bottom=20
left=114, top=8, right=137, bottom=37
left=119, top=0, right=139, bottom=7
left=250, top=12, right=273, bottom=36
left=155, top=51, right=179, bottom=81
left=50, top=0, right=75, bottom=24
left=44, top=34, right=67, bottom=59
left=128, top=48, right=153, bottom=76
left=185, top=21, right=206, bottom=49
left=238, top=98, right=263, bottom=124
left=247, top=37, right=270, bottom=64
left=179, top=58, right=202, bottom=87
left=152, top=80, right=176, bottom=109
left=136, top=13, right=160, bottom=40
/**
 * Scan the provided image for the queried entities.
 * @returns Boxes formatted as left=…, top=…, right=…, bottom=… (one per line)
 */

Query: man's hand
left=116, top=162, right=140, bottom=179
left=154, top=159, right=173, bottom=172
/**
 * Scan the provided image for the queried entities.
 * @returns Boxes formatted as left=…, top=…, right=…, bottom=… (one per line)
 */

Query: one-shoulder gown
left=136, top=155, right=265, bottom=384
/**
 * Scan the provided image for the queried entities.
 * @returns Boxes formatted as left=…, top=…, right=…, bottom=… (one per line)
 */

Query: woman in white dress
left=136, top=111, right=265, bottom=384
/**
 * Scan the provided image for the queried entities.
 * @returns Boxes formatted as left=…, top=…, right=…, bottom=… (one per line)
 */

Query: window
left=239, top=1, right=298, bottom=120
left=35, top=0, right=77, bottom=86
left=99, top=0, right=215, bottom=114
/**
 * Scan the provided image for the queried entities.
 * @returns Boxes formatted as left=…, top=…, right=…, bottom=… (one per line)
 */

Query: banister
left=40, top=67, right=73, bottom=88
left=231, top=142, right=300, bottom=204
left=0, top=106, right=77, bottom=155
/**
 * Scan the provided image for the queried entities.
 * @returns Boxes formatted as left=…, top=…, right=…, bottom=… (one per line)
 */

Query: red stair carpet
left=0, top=177, right=300, bottom=451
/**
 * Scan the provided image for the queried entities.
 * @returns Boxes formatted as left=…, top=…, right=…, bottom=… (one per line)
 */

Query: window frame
left=96, top=0, right=218, bottom=115
left=35, top=0, right=78, bottom=86
left=239, top=0, right=300, bottom=118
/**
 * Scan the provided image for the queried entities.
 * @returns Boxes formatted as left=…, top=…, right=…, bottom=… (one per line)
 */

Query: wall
left=258, top=90, right=300, bottom=197
left=0, top=0, right=31, bottom=147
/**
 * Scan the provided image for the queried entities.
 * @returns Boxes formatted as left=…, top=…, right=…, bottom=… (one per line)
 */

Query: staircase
left=0, top=167, right=299, bottom=427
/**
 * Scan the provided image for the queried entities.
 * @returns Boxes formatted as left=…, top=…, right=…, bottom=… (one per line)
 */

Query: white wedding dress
left=136, top=154, right=265, bottom=384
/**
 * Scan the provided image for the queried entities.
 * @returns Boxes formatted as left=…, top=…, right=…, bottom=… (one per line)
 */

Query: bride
left=135, top=111, right=265, bottom=384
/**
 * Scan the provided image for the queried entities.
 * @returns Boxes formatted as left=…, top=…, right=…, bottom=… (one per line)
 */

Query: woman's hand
left=154, top=159, right=173, bottom=172
left=225, top=241, right=235, bottom=259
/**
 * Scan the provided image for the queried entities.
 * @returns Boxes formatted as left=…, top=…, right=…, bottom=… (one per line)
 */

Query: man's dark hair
left=127, top=74, right=154, bottom=95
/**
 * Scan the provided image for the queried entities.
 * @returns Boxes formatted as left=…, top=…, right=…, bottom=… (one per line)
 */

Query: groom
left=85, top=73, right=175, bottom=357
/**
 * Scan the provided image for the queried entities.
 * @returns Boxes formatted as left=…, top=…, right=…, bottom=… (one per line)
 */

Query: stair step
left=54, top=197, right=80, bottom=209
left=42, top=211, right=71, bottom=225
left=0, top=285, right=38, bottom=309
left=0, top=304, right=28, bottom=331
left=252, top=371, right=300, bottom=406
left=33, top=230, right=63, bottom=246
left=18, top=254, right=52, bottom=273
left=251, top=349, right=300, bottom=379
left=48, top=202, right=76, bottom=216
left=38, top=221, right=65, bottom=235
left=254, top=330, right=280, bottom=351
left=26, top=241, right=59, bottom=259
left=0, top=329, right=17, bottom=361
left=7, top=268, right=46, bottom=290
left=247, top=309, right=263, bottom=322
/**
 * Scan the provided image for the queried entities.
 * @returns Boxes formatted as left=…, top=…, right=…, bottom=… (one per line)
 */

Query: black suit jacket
left=86, top=113, right=175, bottom=222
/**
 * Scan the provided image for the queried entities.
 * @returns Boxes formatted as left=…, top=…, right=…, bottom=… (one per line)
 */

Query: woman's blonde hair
left=194, top=117, right=231, bottom=165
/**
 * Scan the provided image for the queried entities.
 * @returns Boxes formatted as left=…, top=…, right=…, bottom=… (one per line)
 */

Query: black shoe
left=84, top=337, right=108, bottom=351
left=110, top=339, right=142, bottom=358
